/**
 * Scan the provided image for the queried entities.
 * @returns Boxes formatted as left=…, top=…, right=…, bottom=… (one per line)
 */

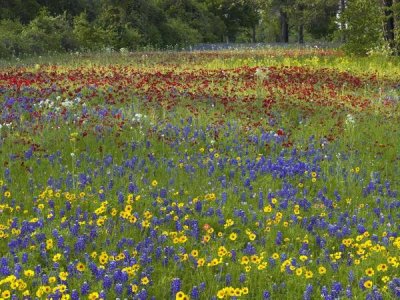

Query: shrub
left=73, top=12, right=109, bottom=51
left=342, top=0, right=384, bottom=55
left=22, top=9, right=75, bottom=55
left=0, top=19, right=25, bottom=58
left=164, top=18, right=202, bottom=46
left=119, top=25, right=142, bottom=50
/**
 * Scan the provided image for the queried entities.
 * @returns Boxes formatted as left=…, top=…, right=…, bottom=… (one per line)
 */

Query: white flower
left=255, top=68, right=270, bottom=81
left=345, top=114, right=355, bottom=125
left=61, top=100, right=74, bottom=108
left=255, top=68, right=263, bottom=77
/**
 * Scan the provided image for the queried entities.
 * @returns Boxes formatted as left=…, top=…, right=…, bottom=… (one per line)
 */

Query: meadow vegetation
left=0, top=49, right=399, bottom=299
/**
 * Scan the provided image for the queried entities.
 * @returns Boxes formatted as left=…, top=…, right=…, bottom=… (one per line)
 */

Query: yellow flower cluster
left=175, top=291, right=190, bottom=300
left=240, top=253, right=268, bottom=271
left=204, top=193, right=216, bottom=201
left=216, top=287, right=249, bottom=298
left=0, top=275, right=28, bottom=296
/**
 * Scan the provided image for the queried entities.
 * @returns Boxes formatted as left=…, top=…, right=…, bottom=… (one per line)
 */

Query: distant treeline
left=0, top=0, right=399, bottom=58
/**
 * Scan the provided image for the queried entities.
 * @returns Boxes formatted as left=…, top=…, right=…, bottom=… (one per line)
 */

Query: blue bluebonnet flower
left=137, top=289, right=148, bottom=300
left=225, top=274, right=232, bottom=285
left=81, top=282, right=90, bottom=295
left=331, top=281, right=343, bottom=298
left=115, top=283, right=123, bottom=295
left=171, top=278, right=181, bottom=297
left=21, top=252, right=28, bottom=264
left=303, top=284, right=313, bottom=300
left=191, top=286, right=200, bottom=299
left=321, top=286, right=329, bottom=299
left=103, top=275, right=112, bottom=290
left=388, top=278, right=400, bottom=298
left=345, top=286, right=352, bottom=298
left=100, top=291, right=107, bottom=299
left=71, top=290, right=79, bottom=300
left=275, top=231, right=283, bottom=245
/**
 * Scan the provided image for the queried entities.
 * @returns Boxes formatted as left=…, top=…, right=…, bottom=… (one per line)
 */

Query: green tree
left=0, top=0, right=41, bottom=24
left=108, top=0, right=168, bottom=47
left=36, top=0, right=94, bottom=18
left=0, top=19, right=25, bottom=57
left=266, top=0, right=339, bottom=43
left=342, top=0, right=383, bottom=55
left=22, top=8, right=75, bottom=54
left=304, top=0, right=339, bottom=41
left=161, top=0, right=225, bottom=43
left=203, top=0, right=261, bottom=42
left=73, top=12, right=107, bottom=50
left=382, top=0, right=397, bottom=53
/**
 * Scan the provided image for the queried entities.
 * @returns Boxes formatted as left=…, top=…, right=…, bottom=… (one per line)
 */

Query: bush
left=73, top=12, right=109, bottom=51
left=0, top=19, right=25, bottom=58
left=342, top=0, right=383, bottom=55
left=73, top=9, right=142, bottom=51
left=119, top=26, right=142, bottom=50
left=164, top=18, right=202, bottom=46
left=22, top=9, right=75, bottom=55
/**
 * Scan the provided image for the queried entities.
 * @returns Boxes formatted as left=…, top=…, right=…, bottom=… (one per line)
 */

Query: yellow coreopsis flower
left=59, top=272, right=68, bottom=281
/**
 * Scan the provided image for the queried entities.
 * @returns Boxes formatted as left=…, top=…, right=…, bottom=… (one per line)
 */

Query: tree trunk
left=340, top=0, right=346, bottom=42
left=396, top=0, right=400, bottom=54
left=297, top=3, right=304, bottom=44
left=298, top=24, right=304, bottom=44
left=383, top=0, right=395, bottom=50
left=280, top=10, right=289, bottom=43
left=252, top=25, right=256, bottom=43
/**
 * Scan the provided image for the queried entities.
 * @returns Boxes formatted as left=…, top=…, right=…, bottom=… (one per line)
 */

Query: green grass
left=0, top=49, right=399, bottom=299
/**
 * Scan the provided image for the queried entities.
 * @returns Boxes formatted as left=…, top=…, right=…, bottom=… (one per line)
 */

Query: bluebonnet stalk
left=81, top=282, right=90, bottom=295
left=303, top=284, right=313, bottom=300
left=171, top=278, right=181, bottom=297
left=191, top=286, right=200, bottom=299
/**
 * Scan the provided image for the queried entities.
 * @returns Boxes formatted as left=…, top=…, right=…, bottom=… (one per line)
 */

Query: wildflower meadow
left=0, top=49, right=399, bottom=299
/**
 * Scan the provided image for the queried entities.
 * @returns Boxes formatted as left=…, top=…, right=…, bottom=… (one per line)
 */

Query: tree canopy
left=0, top=0, right=399, bottom=57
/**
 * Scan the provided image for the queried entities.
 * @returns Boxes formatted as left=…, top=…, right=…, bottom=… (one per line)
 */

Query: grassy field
left=0, top=48, right=399, bottom=299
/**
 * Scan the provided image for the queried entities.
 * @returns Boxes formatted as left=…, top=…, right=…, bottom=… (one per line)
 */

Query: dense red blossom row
left=0, top=64, right=396, bottom=125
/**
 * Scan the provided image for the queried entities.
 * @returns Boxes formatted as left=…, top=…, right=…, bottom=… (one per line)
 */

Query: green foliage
left=0, top=0, right=41, bottom=24
left=393, top=1, right=400, bottom=54
left=0, top=0, right=398, bottom=57
left=161, top=0, right=225, bottom=43
left=127, top=0, right=167, bottom=47
left=95, top=5, right=122, bottom=46
left=73, top=12, right=108, bottom=51
left=0, top=19, right=25, bottom=58
left=266, top=0, right=339, bottom=43
left=305, top=0, right=339, bottom=40
left=96, top=5, right=142, bottom=50
left=257, top=10, right=281, bottom=42
left=164, top=18, right=202, bottom=46
left=119, top=26, right=142, bottom=50
left=342, top=0, right=384, bottom=55
left=204, top=0, right=261, bottom=42
left=0, top=50, right=400, bottom=299
left=22, top=9, right=75, bottom=54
